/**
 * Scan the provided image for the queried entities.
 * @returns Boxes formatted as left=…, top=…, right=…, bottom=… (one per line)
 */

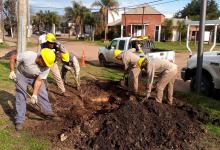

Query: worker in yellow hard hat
left=113, top=49, right=141, bottom=97
left=40, top=33, right=70, bottom=97
left=9, top=48, right=59, bottom=131
left=61, top=51, right=81, bottom=90
left=138, top=57, right=177, bottom=105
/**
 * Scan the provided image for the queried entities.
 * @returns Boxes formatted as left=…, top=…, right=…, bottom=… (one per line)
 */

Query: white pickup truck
left=98, top=37, right=175, bottom=66
left=181, top=19, right=220, bottom=96
left=181, top=52, right=220, bottom=96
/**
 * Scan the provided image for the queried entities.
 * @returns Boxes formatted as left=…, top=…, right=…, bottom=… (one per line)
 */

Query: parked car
left=181, top=52, right=220, bottom=96
left=98, top=37, right=175, bottom=66
left=55, top=31, right=62, bottom=36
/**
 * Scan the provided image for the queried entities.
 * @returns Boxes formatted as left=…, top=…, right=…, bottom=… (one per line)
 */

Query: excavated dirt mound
left=26, top=80, right=210, bottom=149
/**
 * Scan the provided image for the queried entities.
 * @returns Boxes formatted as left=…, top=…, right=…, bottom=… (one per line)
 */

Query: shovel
left=15, top=81, right=41, bottom=110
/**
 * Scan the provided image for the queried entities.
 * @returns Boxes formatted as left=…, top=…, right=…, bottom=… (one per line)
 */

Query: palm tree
left=84, top=13, right=97, bottom=42
left=44, top=11, right=60, bottom=32
left=32, top=10, right=46, bottom=31
left=177, top=20, right=186, bottom=44
left=92, top=0, right=119, bottom=41
left=65, top=2, right=90, bottom=39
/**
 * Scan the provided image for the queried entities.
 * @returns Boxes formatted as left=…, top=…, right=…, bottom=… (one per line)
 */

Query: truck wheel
left=99, top=55, right=107, bottom=67
left=190, top=75, right=213, bottom=96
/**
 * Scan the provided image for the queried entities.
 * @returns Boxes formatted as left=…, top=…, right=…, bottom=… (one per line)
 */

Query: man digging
left=9, top=48, right=60, bottom=131
left=113, top=49, right=141, bottom=98
left=137, top=57, right=178, bottom=105
left=40, top=33, right=70, bottom=97
left=61, top=52, right=81, bottom=90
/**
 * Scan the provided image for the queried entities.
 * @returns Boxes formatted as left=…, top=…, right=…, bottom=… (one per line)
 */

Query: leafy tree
left=32, top=11, right=60, bottom=32
left=175, top=0, right=220, bottom=20
left=32, top=10, right=46, bottom=32
left=162, top=19, right=173, bottom=41
left=44, top=11, right=60, bottom=31
left=3, top=0, right=17, bottom=38
left=177, top=20, right=186, bottom=43
left=84, top=13, right=96, bottom=41
left=92, top=0, right=119, bottom=41
left=65, top=2, right=90, bottom=38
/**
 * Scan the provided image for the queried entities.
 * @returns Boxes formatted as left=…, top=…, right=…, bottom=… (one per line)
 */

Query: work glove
left=146, top=92, right=151, bottom=100
left=31, top=95, right=38, bottom=104
left=9, top=71, right=16, bottom=81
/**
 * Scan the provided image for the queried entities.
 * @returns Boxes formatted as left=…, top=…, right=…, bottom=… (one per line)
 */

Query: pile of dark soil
left=26, top=80, right=209, bottom=149
left=91, top=100, right=204, bottom=150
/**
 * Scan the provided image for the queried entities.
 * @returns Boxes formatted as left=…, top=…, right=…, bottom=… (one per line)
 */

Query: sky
left=30, top=0, right=220, bottom=18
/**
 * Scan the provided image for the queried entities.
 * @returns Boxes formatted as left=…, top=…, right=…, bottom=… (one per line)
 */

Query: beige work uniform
left=122, top=51, right=141, bottom=93
left=143, top=58, right=177, bottom=104
left=50, top=63, right=66, bottom=93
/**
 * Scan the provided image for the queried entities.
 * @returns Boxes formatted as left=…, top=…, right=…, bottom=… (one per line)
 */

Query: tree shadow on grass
left=0, top=90, right=16, bottom=123
left=0, top=90, right=52, bottom=124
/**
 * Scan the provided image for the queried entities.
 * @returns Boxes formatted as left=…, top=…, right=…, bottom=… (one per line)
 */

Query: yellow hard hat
left=136, top=36, right=148, bottom=41
left=40, top=48, right=56, bottom=67
left=113, top=49, right=122, bottom=58
left=138, top=48, right=143, bottom=53
left=61, top=51, right=70, bottom=62
left=46, top=33, right=56, bottom=43
left=137, top=57, right=145, bottom=68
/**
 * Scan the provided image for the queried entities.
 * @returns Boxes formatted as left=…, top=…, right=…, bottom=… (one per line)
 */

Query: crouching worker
left=138, top=57, right=177, bottom=105
left=113, top=49, right=141, bottom=95
left=9, top=48, right=59, bottom=131
left=61, top=52, right=80, bottom=90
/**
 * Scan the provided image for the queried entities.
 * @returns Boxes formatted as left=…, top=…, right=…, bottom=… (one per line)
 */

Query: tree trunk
left=179, top=32, right=181, bottom=44
left=11, top=27, right=14, bottom=38
left=104, top=11, right=108, bottom=42
left=92, top=26, right=95, bottom=42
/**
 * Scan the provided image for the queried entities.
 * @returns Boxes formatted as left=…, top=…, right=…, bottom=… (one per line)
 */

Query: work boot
left=15, top=123, right=23, bottom=131
left=61, top=92, right=70, bottom=97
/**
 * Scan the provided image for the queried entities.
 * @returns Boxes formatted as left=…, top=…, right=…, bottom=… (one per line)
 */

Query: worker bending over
left=40, top=33, right=69, bottom=96
left=138, top=57, right=177, bottom=105
left=61, top=52, right=80, bottom=90
left=9, top=48, right=58, bottom=131
left=113, top=50, right=141, bottom=94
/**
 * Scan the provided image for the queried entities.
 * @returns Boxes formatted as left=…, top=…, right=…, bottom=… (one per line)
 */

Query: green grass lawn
left=0, top=42, right=9, bottom=49
left=0, top=59, right=220, bottom=149
left=27, top=42, right=38, bottom=48
left=154, top=41, right=220, bottom=52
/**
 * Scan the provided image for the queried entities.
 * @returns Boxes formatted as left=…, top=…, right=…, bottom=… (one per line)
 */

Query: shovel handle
left=14, top=80, right=41, bottom=110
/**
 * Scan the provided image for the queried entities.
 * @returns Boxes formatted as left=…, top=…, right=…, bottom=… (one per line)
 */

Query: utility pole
left=27, top=0, right=31, bottom=38
left=17, top=0, right=27, bottom=53
left=142, top=6, right=145, bottom=36
left=124, top=7, right=126, bottom=37
left=196, top=0, right=207, bottom=94
left=0, top=0, right=3, bottom=43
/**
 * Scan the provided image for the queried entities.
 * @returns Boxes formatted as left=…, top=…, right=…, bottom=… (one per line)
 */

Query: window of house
left=192, top=31, right=196, bottom=36
left=118, top=40, right=126, bottom=51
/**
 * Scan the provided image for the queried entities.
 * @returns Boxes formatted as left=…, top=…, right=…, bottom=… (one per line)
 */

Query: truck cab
left=98, top=37, right=175, bottom=66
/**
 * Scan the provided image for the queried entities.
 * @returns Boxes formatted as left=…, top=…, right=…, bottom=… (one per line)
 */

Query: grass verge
left=0, top=42, right=9, bottom=49
left=154, top=41, right=220, bottom=52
